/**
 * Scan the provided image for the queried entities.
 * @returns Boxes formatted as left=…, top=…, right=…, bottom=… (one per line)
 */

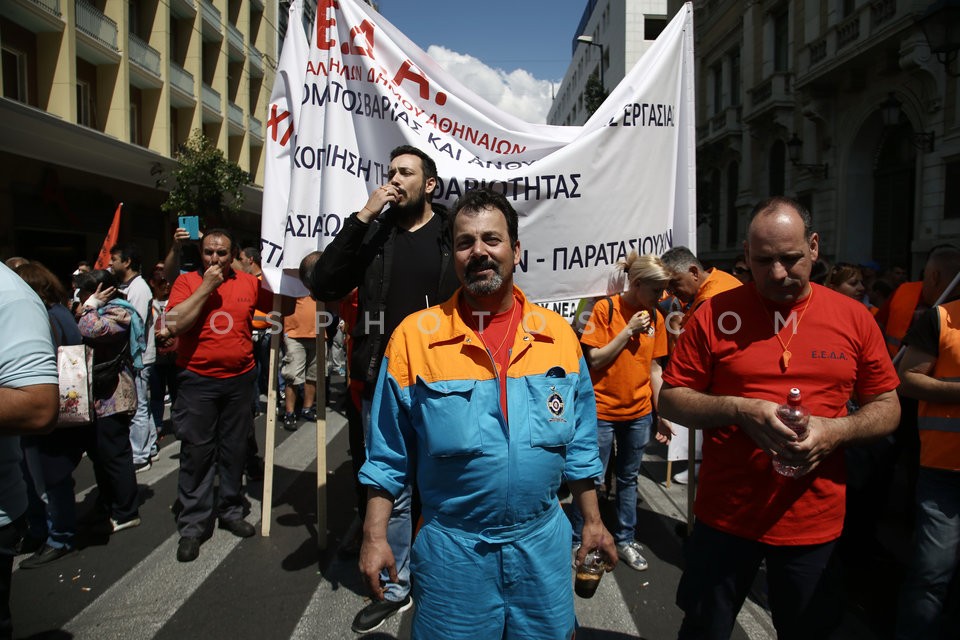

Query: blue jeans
left=129, top=365, right=157, bottom=464
left=895, top=467, right=960, bottom=640
left=362, top=398, right=411, bottom=602
left=570, top=414, right=652, bottom=544
left=44, top=474, right=77, bottom=550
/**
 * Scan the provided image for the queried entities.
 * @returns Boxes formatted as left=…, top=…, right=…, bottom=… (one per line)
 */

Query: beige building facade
left=0, top=0, right=278, bottom=276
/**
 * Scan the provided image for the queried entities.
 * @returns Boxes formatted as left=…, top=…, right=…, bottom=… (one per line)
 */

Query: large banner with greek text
left=261, top=0, right=697, bottom=304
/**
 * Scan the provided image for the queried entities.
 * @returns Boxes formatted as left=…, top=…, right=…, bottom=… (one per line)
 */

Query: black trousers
left=173, top=368, right=255, bottom=538
left=0, top=516, right=25, bottom=640
left=677, top=521, right=841, bottom=640
left=87, top=413, right=139, bottom=523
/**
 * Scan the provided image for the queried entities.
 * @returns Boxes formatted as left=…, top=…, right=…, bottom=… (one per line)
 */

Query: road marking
left=61, top=417, right=344, bottom=638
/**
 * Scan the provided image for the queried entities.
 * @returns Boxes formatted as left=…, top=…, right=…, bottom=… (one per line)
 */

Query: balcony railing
left=247, top=45, right=264, bottom=76
left=249, top=115, right=263, bottom=139
left=169, top=62, right=194, bottom=95
left=837, top=15, right=861, bottom=50
left=28, top=0, right=61, bottom=17
left=228, top=101, right=244, bottom=127
left=201, top=0, right=221, bottom=31
left=169, top=0, right=196, bottom=18
left=75, top=0, right=118, bottom=50
left=808, top=39, right=827, bottom=65
left=202, top=83, right=221, bottom=113
left=227, top=22, right=243, bottom=50
left=129, top=33, right=161, bottom=76
left=871, top=0, right=896, bottom=29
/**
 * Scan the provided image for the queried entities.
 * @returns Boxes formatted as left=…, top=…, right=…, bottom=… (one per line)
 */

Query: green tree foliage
left=584, top=72, right=608, bottom=116
left=157, top=130, right=251, bottom=225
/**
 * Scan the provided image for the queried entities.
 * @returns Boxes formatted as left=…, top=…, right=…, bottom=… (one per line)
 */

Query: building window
left=1, top=46, right=28, bottom=103
left=710, top=168, right=721, bottom=248
left=773, top=10, right=789, bottom=72
left=77, top=80, right=93, bottom=127
left=726, top=162, right=739, bottom=245
left=769, top=140, right=786, bottom=196
left=711, top=62, right=723, bottom=115
left=945, top=159, right=960, bottom=219
left=729, top=50, right=741, bottom=107
left=644, top=17, right=667, bottom=40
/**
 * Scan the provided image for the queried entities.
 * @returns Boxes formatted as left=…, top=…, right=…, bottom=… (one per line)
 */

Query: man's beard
left=392, top=183, right=428, bottom=218
left=464, top=258, right=505, bottom=296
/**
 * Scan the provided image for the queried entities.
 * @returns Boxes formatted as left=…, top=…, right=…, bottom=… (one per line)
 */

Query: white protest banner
left=267, top=0, right=696, bottom=301
left=260, top=0, right=311, bottom=296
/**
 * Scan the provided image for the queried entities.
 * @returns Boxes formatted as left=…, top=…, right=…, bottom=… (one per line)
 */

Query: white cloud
left=426, top=45, right=555, bottom=124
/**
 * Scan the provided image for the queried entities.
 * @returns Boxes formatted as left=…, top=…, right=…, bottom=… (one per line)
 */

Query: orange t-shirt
left=580, top=295, right=668, bottom=421
left=687, top=268, right=743, bottom=323
left=284, top=296, right=318, bottom=338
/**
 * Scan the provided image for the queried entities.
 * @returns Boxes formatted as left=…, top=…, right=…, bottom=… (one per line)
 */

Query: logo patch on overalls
left=547, top=387, right=567, bottom=422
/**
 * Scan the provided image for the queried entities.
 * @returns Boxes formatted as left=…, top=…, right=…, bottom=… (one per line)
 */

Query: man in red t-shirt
left=158, top=229, right=273, bottom=563
left=660, top=196, right=900, bottom=640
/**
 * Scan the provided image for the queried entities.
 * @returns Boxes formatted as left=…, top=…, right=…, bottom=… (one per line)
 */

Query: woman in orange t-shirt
left=569, top=252, right=672, bottom=572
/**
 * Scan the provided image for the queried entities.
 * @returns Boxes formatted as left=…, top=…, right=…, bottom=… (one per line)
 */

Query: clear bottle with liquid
left=772, top=387, right=810, bottom=478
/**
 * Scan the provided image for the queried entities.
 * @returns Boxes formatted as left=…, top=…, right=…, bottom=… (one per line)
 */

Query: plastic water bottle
left=772, top=387, right=809, bottom=478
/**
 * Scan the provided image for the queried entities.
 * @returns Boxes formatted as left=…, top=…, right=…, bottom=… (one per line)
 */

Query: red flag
left=94, top=202, right=123, bottom=269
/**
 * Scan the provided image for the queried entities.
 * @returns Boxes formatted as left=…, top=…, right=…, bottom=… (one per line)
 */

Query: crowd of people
left=0, top=144, right=957, bottom=639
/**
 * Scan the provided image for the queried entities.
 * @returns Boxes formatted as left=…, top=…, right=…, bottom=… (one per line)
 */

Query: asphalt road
left=9, top=388, right=889, bottom=640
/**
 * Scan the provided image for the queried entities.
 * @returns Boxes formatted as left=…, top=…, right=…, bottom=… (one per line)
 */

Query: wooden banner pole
left=260, top=297, right=282, bottom=537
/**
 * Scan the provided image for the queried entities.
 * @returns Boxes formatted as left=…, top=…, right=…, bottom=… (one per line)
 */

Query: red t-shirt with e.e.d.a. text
left=663, top=283, right=898, bottom=545
left=167, top=269, right=273, bottom=379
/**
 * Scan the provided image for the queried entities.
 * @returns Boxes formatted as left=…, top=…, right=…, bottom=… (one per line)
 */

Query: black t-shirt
left=384, top=213, right=443, bottom=339
left=903, top=306, right=940, bottom=357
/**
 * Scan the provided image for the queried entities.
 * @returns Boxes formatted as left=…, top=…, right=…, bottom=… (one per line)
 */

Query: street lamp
left=786, top=134, right=828, bottom=179
left=879, top=92, right=935, bottom=152
left=576, top=35, right=605, bottom=89
left=916, top=0, right=960, bottom=77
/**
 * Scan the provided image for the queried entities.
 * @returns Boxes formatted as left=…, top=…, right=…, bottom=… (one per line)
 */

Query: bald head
left=922, top=245, right=960, bottom=305
left=744, top=197, right=819, bottom=303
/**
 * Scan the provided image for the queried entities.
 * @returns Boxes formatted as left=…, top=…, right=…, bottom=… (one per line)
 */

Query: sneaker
left=617, top=541, right=649, bottom=571
left=351, top=596, right=413, bottom=633
left=282, top=412, right=298, bottom=432
left=110, top=516, right=142, bottom=533
left=134, top=460, right=152, bottom=474
left=150, top=449, right=161, bottom=463
left=673, top=463, right=701, bottom=485
left=300, top=406, right=317, bottom=422
left=19, top=543, right=73, bottom=569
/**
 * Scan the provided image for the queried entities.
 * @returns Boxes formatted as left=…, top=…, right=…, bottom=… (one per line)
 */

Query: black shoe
left=300, top=406, right=317, bottom=422
left=351, top=595, right=413, bottom=633
left=282, top=412, right=298, bottom=432
left=19, top=544, right=73, bottom=569
left=177, top=536, right=201, bottom=562
left=218, top=518, right=256, bottom=538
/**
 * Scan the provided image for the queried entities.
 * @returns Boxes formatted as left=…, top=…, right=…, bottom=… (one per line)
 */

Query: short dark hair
left=451, top=188, right=519, bottom=246
left=749, top=196, right=813, bottom=239
left=75, top=269, right=120, bottom=298
left=390, top=145, right=438, bottom=183
left=202, top=228, right=238, bottom=255
left=241, top=246, right=261, bottom=265
left=110, top=242, right=142, bottom=272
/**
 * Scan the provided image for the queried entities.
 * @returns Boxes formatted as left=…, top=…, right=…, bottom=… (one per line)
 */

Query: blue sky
left=376, top=1, right=587, bottom=81
left=372, top=1, right=589, bottom=122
